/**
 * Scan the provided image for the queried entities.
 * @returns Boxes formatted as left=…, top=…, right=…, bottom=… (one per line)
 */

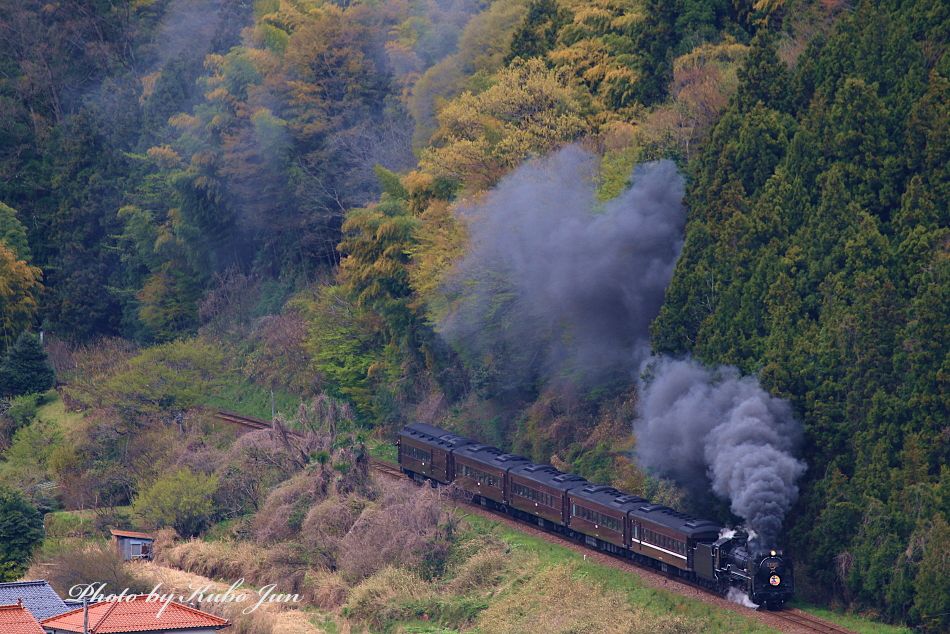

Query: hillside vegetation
left=0, top=0, right=946, bottom=631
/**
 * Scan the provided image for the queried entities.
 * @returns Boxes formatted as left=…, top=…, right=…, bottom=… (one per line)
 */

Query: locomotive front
left=715, top=532, right=794, bottom=609
left=749, top=548, right=794, bottom=609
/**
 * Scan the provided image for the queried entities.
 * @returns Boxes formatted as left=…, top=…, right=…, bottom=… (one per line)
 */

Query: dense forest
left=0, top=0, right=946, bottom=631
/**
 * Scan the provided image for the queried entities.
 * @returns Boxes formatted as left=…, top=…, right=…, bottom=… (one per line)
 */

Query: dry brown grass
left=473, top=562, right=694, bottom=634
left=130, top=562, right=330, bottom=634
left=445, top=545, right=510, bottom=594
left=156, top=539, right=270, bottom=581
left=304, top=568, right=349, bottom=610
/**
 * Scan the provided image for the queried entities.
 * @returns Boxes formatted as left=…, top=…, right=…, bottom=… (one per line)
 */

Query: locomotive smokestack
left=633, top=357, right=807, bottom=547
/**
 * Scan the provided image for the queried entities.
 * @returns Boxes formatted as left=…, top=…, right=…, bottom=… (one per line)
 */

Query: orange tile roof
left=40, top=595, right=229, bottom=632
left=109, top=529, right=154, bottom=540
left=0, top=602, right=46, bottom=634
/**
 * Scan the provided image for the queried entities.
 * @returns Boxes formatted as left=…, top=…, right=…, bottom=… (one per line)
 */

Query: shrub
left=337, top=481, right=456, bottom=582
left=297, top=496, right=364, bottom=567
left=5, top=392, right=43, bottom=427
left=28, top=539, right=150, bottom=597
left=252, top=472, right=327, bottom=543
left=132, top=468, right=218, bottom=537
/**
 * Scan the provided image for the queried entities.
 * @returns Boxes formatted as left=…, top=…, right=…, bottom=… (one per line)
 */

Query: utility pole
left=83, top=596, right=89, bottom=634
left=271, top=389, right=275, bottom=420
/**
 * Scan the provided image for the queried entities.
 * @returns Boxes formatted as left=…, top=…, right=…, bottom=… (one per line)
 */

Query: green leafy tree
left=0, top=244, right=42, bottom=349
left=0, top=202, right=30, bottom=259
left=132, top=468, right=218, bottom=537
left=0, top=485, right=43, bottom=581
left=506, top=0, right=570, bottom=63
left=0, top=332, right=55, bottom=397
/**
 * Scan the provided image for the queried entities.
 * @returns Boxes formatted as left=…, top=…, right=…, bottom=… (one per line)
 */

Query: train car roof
left=509, top=463, right=588, bottom=491
left=453, top=444, right=532, bottom=469
left=400, top=423, right=473, bottom=449
left=629, top=503, right=722, bottom=536
left=569, top=484, right=649, bottom=513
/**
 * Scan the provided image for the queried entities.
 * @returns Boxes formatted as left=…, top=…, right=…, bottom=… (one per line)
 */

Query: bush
left=252, top=472, right=327, bottom=544
left=132, top=468, right=218, bottom=537
left=337, top=481, right=456, bottom=582
left=27, top=539, right=150, bottom=597
left=0, top=485, right=43, bottom=580
left=5, top=392, right=43, bottom=427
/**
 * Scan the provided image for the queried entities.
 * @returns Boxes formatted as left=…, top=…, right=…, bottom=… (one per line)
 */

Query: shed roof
left=41, top=595, right=229, bottom=632
left=110, top=529, right=154, bottom=540
left=0, top=580, right=69, bottom=621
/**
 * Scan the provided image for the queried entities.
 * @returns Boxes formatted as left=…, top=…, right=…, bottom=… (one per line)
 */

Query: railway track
left=367, top=457, right=856, bottom=634
left=369, top=458, right=406, bottom=479
left=212, top=410, right=302, bottom=437
left=772, top=608, right=856, bottom=634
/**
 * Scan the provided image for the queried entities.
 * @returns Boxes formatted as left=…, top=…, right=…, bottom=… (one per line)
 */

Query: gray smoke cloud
left=437, top=144, right=805, bottom=546
left=437, top=145, right=686, bottom=390
left=634, top=357, right=807, bottom=547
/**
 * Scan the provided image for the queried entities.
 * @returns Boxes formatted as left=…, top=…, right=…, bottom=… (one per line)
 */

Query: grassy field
left=201, top=380, right=300, bottom=421
left=368, top=437, right=399, bottom=463
left=790, top=601, right=913, bottom=634
left=35, top=390, right=86, bottom=433
left=457, top=512, right=773, bottom=634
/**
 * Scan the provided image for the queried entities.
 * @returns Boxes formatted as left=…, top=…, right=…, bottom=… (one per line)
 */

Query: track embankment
left=369, top=458, right=857, bottom=634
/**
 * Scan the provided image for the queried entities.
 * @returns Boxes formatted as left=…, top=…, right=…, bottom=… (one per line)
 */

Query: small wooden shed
left=109, top=529, right=154, bottom=561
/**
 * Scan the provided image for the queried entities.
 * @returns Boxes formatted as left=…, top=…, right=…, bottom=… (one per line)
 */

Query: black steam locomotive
left=397, top=422, right=794, bottom=609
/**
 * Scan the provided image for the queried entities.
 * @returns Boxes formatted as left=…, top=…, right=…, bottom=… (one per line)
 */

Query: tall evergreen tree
left=0, top=485, right=43, bottom=581
left=0, top=332, right=55, bottom=397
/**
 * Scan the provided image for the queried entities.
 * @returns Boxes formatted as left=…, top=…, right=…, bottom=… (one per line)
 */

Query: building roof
left=110, top=529, right=154, bottom=540
left=0, top=580, right=70, bottom=620
left=40, top=595, right=230, bottom=633
left=0, top=602, right=46, bottom=634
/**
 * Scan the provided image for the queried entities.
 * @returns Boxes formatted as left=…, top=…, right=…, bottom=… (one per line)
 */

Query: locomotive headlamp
left=770, top=550, right=776, bottom=556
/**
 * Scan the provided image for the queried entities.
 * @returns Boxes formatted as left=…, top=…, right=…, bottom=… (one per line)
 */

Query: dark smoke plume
left=437, top=145, right=685, bottom=390
left=634, top=357, right=807, bottom=547
left=436, top=144, right=805, bottom=546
